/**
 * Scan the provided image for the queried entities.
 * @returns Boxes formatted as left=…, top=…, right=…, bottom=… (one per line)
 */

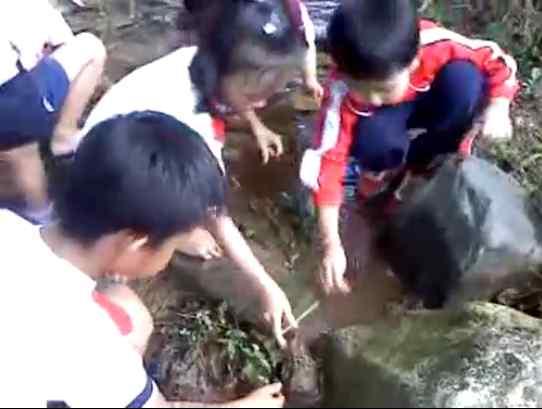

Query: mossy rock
left=324, top=302, right=542, bottom=408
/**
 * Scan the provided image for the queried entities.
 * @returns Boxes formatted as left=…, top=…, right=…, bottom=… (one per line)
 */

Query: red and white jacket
left=300, top=20, right=520, bottom=207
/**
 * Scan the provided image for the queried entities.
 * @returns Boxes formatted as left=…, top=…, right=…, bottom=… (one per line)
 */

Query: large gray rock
left=323, top=303, right=542, bottom=408
left=380, top=156, right=542, bottom=309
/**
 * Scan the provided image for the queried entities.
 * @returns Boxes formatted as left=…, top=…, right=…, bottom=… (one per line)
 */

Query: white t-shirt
left=0, top=0, right=74, bottom=86
left=79, top=47, right=226, bottom=169
left=0, top=210, right=150, bottom=408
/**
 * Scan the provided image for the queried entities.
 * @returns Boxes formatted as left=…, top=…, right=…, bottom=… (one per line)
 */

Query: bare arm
left=299, top=2, right=323, bottom=103
left=319, top=205, right=342, bottom=249
left=210, top=215, right=271, bottom=286
left=221, top=77, right=283, bottom=164
left=318, top=205, right=350, bottom=294
left=209, top=215, right=297, bottom=347
left=300, top=4, right=318, bottom=85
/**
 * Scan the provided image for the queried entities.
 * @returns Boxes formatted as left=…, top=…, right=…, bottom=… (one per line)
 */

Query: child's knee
left=434, top=61, right=485, bottom=115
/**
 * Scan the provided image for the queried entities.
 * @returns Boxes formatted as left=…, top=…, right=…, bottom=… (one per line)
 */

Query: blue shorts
left=0, top=58, right=70, bottom=151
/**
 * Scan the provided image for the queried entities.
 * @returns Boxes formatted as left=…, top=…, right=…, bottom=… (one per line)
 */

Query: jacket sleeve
left=300, top=77, right=356, bottom=207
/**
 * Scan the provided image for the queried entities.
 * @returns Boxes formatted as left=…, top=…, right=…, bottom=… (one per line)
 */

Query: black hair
left=189, top=0, right=306, bottom=113
left=54, top=111, right=226, bottom=246
left=328, top=0, right=420, bottom=81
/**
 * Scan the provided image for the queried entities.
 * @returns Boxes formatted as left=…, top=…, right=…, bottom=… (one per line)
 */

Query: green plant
left=173, top=300, right=282, bottom=386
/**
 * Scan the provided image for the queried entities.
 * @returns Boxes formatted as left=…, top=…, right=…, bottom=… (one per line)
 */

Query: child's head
left=328, top=0, right=419, bottom=106
left=54, top=111, right=226, bottom=279
left=189, top=0, right=309, bottom=113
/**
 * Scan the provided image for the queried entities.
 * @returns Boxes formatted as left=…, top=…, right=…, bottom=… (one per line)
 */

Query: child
left=0, top=0, right=106, bottom=221
left=77, top=0, right=321, bottom=263
left=0, top=112, right=285, bottom=408
left=300, top=0, right=519, bottom=294
left=187, top=0, right=323, bottom=164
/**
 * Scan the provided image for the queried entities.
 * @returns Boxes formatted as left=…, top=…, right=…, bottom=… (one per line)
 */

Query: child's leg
left=50, top=33, right=107, bottom=156
left=8, top=144, right=48, bottom=211
left=0, top=150, right=17, bottom=203
left=352, top=103, right=414, bottom=173
left=350, top=104, right=414, bottom=202
left=407, top=61, right=486, bottom=167
left=94, top=285, right=154, bottom=356
left=0, top=144, right=48, bottom=213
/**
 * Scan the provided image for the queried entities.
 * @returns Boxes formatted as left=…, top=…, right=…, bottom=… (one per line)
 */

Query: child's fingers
left=272, top=312, right=288, bottom=349
left=261, top=146, right=270, bottom=164
left=273, top=139, right=284, bottom=157
left=335, top=274, right=352, bottom=294
left=284, top=304, right=298, bottom=332
left=313, top=85, right=324, bottom=106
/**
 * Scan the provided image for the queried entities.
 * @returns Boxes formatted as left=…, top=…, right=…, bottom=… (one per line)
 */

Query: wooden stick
left=282, top=300, right=321, bottom=335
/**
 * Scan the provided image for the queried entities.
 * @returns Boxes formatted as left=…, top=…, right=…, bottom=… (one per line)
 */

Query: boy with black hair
left=300, top=0, right=519, bottom=294
left=0, top=112, right=285, bottom=408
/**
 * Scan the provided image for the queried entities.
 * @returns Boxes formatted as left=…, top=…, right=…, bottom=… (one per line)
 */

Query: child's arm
left=220, top=76, right=284, bottom=164
left=208, top=214, right=297, bottom=348
left=318, top=205, right=349, bottom=294
left=242, top=109, right=284, bottom=165
left=300, top=78, right=355, bottom=294
left=299, top=3, right=323, bottom=104
left=420, top=22, right=519, bottom=140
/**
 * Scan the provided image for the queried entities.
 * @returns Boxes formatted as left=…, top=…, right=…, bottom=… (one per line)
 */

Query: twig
left=282, top=300, right=321, bottom=335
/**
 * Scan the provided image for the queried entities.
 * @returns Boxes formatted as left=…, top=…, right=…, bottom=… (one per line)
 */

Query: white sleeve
left=45, top=3, right=74, bottom=46
left=57, top=304, right=154, bottom=408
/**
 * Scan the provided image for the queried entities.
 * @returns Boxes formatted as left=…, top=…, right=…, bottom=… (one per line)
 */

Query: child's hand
left=259, top=279, right=297, bottom=349
left=320, top=242, right=350, bottom=295
left=305, top=76, right=324, bottom=106
left=253, top=124, right=284, bottom=165
left=482, top=98, right=513, bottom=141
